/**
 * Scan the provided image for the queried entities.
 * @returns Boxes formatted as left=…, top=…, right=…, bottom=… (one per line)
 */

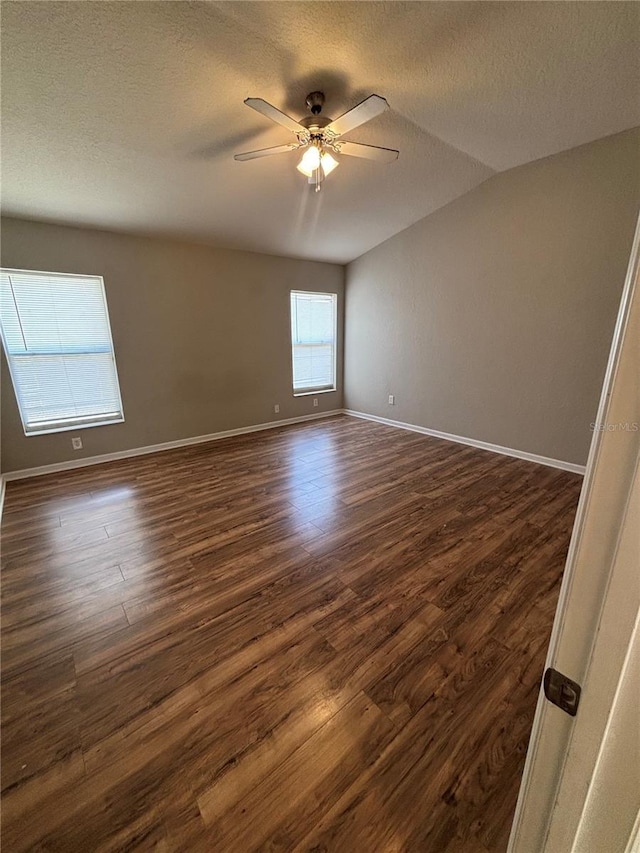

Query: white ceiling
left=2, top=1, right=639, bottom=263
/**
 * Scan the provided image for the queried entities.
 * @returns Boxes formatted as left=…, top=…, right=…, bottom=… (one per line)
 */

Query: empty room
left=1, top=2, right=639, bottom=851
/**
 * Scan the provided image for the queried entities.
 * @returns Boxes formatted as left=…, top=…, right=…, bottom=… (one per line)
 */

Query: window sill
left=293, top=388, right=337, bottom=398
left=24, top=416, right=125, bottom=437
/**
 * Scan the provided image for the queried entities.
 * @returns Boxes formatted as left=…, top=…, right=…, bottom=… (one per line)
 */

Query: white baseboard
left=1, top=407, right=586, bottom=484
left=2, top=410, right=344, bottom=482
left=343, top=409, right=586, bottom=475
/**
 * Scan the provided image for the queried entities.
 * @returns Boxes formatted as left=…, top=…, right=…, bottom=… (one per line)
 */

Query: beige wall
left=3, top=130, right=637, bottom=473
left=0, top=219, right=344, bottom=472
left=344, top=129, right=640, bottom=466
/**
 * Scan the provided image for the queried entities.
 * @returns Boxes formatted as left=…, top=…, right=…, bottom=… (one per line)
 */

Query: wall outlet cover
left=274, top=404, right=280, bottom=414
left=313, top=398, right=318, bottom=407
left=71, top=437, right=83, bottom=450
left=388, top=395, right=395, bottom=405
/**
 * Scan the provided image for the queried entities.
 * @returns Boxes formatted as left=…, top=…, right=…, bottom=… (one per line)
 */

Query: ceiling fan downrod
left=305, top=91, right=325, bottom=116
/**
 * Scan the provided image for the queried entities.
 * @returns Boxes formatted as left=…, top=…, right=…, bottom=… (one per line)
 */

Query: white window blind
left=0, top=269, right=124, bottom=435
left=290, top=290, right=337, bottom=394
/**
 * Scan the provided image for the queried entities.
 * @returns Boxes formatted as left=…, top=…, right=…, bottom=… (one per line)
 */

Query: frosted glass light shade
left=320, top=152, right=339, bottom=175
left=296, top=146, right=321, bottom=177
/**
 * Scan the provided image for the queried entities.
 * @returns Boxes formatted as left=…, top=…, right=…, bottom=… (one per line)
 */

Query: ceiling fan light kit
left=235, top=91, right=399, bottom=192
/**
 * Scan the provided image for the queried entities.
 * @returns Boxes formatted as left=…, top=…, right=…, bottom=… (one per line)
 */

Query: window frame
left=289, top=289, right=338, bottom=397
left=0, top=267, right=125, bottom=437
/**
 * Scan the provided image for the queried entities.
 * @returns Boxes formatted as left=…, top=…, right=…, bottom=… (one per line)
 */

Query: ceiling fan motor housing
left=299, top=115, right=332, bottom=131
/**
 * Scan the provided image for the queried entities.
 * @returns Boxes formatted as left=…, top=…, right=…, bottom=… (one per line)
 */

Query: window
left=0, top=269, right=124, bottom=435
left=290, top=290, right=337, bottom=395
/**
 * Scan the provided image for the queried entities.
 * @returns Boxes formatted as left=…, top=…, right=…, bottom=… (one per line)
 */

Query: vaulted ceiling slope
left=2, top=1, right=639, bottom=263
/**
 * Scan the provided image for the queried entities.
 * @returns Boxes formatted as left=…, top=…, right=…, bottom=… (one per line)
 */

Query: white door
left=508, top=215, right=640, bottom=852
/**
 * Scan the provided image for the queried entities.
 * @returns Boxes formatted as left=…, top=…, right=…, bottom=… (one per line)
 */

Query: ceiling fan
left=234, top=91, right=399, bottom=192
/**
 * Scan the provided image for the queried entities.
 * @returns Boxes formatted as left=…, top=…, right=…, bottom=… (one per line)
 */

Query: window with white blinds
left=290, top=290, right=337, bottom=395
left=0, top=269, right=124, bottom=435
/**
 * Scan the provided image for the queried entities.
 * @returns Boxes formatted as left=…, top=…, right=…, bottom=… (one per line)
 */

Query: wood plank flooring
left=0, top=415, right=582, bottom=852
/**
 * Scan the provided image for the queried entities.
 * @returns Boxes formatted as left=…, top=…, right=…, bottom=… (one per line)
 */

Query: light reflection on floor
left=39, top=483, right=148, bottom=582
left=281, top=430, right=344, bottom=533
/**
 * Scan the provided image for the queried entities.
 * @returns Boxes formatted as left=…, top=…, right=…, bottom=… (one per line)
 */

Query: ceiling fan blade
left=234, top=143, right=301, bottom=162
left=244, top=98, right=304, bottom=134
left=325, top=94, right=389, bottom=138
left=337, top=141, right=399, bottom=163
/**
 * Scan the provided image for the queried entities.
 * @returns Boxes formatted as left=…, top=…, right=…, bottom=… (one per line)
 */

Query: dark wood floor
left=0, top=415, right=582, bottom=852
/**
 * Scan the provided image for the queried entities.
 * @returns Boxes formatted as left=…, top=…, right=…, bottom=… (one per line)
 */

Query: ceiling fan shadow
left=179, top=126, right=265, bottom=161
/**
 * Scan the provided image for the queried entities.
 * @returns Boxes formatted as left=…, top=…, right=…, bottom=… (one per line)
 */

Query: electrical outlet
left=274, top=404, right=280, bottom=414
left=388, top=395, right=395, bottom=405
left=71, top=437, right=83, bottom=450
left=313, top=398, right=318, bottom=408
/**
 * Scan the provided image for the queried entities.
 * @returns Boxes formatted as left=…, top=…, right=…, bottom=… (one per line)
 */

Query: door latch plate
left=544, top=667, right=581, bottom=716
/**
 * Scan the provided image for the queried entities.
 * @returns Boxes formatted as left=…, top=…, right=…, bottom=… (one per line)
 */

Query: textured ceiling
left=2, top=1, right=639, bottom=263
